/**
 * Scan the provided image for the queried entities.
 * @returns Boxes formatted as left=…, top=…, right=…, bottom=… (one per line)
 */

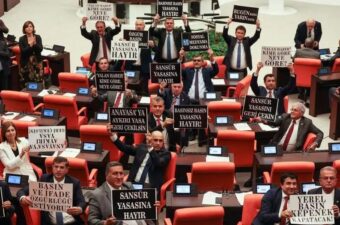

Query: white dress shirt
left=162, top=31, right=177, bottom=60
left=231, top=41, right=247, bottom=70
left=188, top=68, right=207, bottom=100
left=95, top=35, right=110, bottom=62
left=279, top=118, right=301, bottom=151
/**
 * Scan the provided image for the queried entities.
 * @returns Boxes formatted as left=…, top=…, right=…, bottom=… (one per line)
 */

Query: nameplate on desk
left=109, top=107, right=148, bottom=133
left=111, top=188, right=157, bottom=220
left=206, top=155, right=230, bottom=162
left=95, top=71, right=125, bottom=92
left=157, top=0, right=183, bottom=17
left=123, top=30, right=149, bottom=49
left=28, top=126, right=66, bottom=153
left=242, top=95, right=278, bottom=122
left=174, top=105, right=208, bottom=129
left=182, top=31, right=209, bottom=51
left=150, top=63, right=181, bottom=84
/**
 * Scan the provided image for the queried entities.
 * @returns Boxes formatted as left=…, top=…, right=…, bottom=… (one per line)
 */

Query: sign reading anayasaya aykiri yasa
left=232, top=5, right=259, bottom=24
left=150, top=63, right=181, bottom=84
left=112, top=189, right=157, bottom=220
left=95, top=71, right=125, bottom=92
left=111, top=40, right=139, bottom=60
left=28, top=126, right=66, bottom=152
left=157, top=0, right=183, bottom=17
left=123, top=30, right=149, bottom=49
left=182, top=32, right=209, bottom=51
left=288, top=194, right=334, bottom=224
left=109, top=107, right=148, bottom=133
left=29, top=182, right=73, bottom=212
left=261, top=46, right=292, bottom=67
left=174, top=105, right=208, bottom=129
left=242, top=96, right=278, bottom=122
left=86, top=2, right=113, bottom=21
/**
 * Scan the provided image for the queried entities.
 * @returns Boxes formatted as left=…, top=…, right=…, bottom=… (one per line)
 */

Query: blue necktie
left=167, top=32, right=171, bottom=60
left=236, top=41, right=241, bottom=69
left=139, top=154, right=151, bottom=183
left=56, top=212, right=64, bottom=225
left=194, top=69, right=199, bottom=100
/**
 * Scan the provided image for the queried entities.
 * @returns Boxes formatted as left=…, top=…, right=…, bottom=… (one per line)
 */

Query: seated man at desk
left=88, top=161, right=156, bottom=225
left=250, top=62, right=296, bottom=115
left=294, top=37, right=320, bottom=59
left=109, top=130, right=171, bottom=192
left=268, top=102, right=323, bottom=151
left=252, top=173, right=297, bottom=225
left=18, top=156, right=86, bottom=225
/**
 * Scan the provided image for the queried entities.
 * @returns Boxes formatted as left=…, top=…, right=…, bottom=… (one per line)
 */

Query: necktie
left=156, top=117, right=161, bottom=126
left=139, top=154, right=151, bottom=183
left=56, top=212, right=64, bottom=225
left=101, top=35, right=108, bottom=59
left=114, top=92, right=122, bottom=108
left=167, top=32, right=171, bottom=60
left=282, top=120, right=296, bottom=151
left=308, top=30, right=312, bottom=38
left=268, top=90, right=273, bottom=98
left=280, top=196, right=289, bottom=225
left=236, top=41, right=241, bottom=69
left=171, top=96, right=177, bottom=112
left=194, top=69, right=199, bottom=100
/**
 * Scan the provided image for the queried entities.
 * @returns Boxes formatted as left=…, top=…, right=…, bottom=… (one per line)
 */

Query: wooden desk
left=166, top=191, right=242, bottom=225
left=208, top=123, right=277, bottom=151
left=4, top=0, right=20, bottom=11
left=0, top=0, right=4, bottom=16
left=1, top=113, right=66, bottom=126
left=44, top=52, right=71, bottom=86
left=176, top=153, right=234, bottom=182
left=310, top=73, right=340, bottom=116
left=252, top=151, right=337, bottom=188
left=30, top=150, right=109, bottom=185
left=330, top=93, right=340, bottom=139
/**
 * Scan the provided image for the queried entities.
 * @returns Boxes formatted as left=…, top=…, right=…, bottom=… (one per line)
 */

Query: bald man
left=294, top=37, right=320, bottom=59
left=110, top=129, right=171, bottom=191
left=294, top=19, right=322, bottom=49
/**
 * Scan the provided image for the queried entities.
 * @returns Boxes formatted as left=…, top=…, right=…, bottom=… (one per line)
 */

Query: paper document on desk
left=212, top=79, right=225, bottom=85
left=258, top=123, right=279, bottom=131
left=206, top=155, right=230, bottom=162
left=41, top=49, right=57, bottom=57
left=139, top=96, right=150, bottom=104
left=222, top=98, right=236, bottom=102
left=38, top=89, right=57, bottom=97
left=202, top=191, right=222, bottom=205
left=59, top=148, right=80, bottom=158
left=233, top=123, right=252, bottom=131
left=235, top=191, right=253, bottom=205
left=1, top=112, right=20, bottom=120
left=63, top=93, right=76, bottom=97
left=19, top=115, right=36, bottom=121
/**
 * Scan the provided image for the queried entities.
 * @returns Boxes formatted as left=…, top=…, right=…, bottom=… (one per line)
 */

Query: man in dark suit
left=308, top=166, right=340, bottom=225
left=0, top=181, right=14, bottom=225
left=80, top=16, right=121, bottom=67
left=223, top=18, right=261, bottom=77
left=294, top=19, right=322, bottom=49
left=269, top=102, right=323, bottom=151
left=110, top=130, right=171, bottom=191
left=294, top=37, right=320, bottom=59
left=148, top=96, right=176, bottom=152
left=250, top=62, right=296, bottom=115
left=88, top=161, right=155, bottom=225
left=149, top=14, right=191, bottom=63
left=252, top=173, right=297, bottom=225
left=158, top=81, right=190, bottom=147
left=18, top=157, right=86, bottom=225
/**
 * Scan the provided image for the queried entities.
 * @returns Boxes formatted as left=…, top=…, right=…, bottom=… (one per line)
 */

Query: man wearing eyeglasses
left=308, top=166, right=340, bottom=225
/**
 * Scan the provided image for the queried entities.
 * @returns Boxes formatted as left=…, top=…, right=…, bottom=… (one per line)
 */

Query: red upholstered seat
left=226, top=75, right=252, bottom=98
left=0, top=90, right=44, bottom=114
left=58, top=72, right=89, bottom=93
left=160, top=152, right=177, bottom=210
left=332, top=160, right=340, bottom=188
left=208, top=101, right=242, bottom=122
left=237, top=194, right=263, bottom=225
left=332, top=58, right=340, bottom=73
left=293, top=58, right=321, bottom=88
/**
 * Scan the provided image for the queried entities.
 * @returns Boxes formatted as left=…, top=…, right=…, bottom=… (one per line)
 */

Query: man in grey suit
left=88, top=161, right=155, bottom=225
left=294, top=37, right=320, bottom=59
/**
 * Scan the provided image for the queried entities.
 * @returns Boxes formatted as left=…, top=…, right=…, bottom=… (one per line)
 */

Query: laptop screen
left=83, top=143, right=96, bottom=151
left=27, top=82, right=38, bottom=90
left=43, top=109, right=55, bottom=117
left=7, top=174, right=21, bottom=185
left=175, top=184, right=191, bottom=194
left=126, top=71, right=136, bottom=78
left=229, top=72, right=240, bottom=80
left=78, top=88, right=89, bottom=95
left=256, top=184, right=271, bottom=194
left=319, top=48, right=330, bottom=55
left=96, top=112, right=109, bottom=121
left=263, top=146, right=277, bottom=154
left=329, top=143, right=340, bottom=152
left=208, top=146, right=223, bottom=155
left=205, top=92, right=217, bottom=99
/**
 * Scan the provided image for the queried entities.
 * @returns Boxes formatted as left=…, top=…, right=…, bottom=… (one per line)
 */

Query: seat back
left=302, top=132, right=317, bottom=151
left=208, top=101, right=242, bottom=122
left=332, top=160, right=340, bottom=188
left=11, top=45, right=21, bottom=66
left=45, top=157, right=90, bottom=187
left=43, top=95, right=81, bottom=130
left=332, top=58, right=340, bottom=73
left=270, top=161, right=315, bottom=187
left=0, top=90, right=35, bottom=113
left=216, top=130, right=255, bottom=168
left=283, top=96, right=289, bottom=113
left=191, top=162, right=235, bottom=192
left=230, top=75, right=252, bottom=98
left=239, top=194, right=263, bottom=225
left=22, top=204, right=41, bottom=225
left=163, top=152, right=177, bottom=185
left=79, top=125, right=122, bottom=161
left=172, top=206, right=224, bottom=225
left=215, top=56, right=226, bottom=78
left=80, top=53, right=91, bottom=68
left=11, top=120, right=38, bottom=138
left=58, top=72, right=89, bottom=93
left=293, top=58, right=321, bottom=88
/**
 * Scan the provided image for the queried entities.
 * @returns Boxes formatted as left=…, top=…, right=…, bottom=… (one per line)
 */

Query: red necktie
left=156, top=118, right=161, bottom=126
left=101, top=35, right=108, bottom=59
left=282, top=120, right=296, bottom=151
left=114, top=92, right=122, bottom=108
left=280, top=196, right=289, bottom=225
left=171, top=96, right=177, bottom=112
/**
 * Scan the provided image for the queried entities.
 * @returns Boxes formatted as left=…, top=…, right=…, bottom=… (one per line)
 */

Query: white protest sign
left=111, top=40, right=139, bottom=60
left=28, top=126, right=66, bottom=152
left=86, top=2, right=113, bottom=21
left=288, top=194, right=334, bottom=224
left=261, top=46, right=292, bottom=68
left=29, top=182, right=73, bottom=212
